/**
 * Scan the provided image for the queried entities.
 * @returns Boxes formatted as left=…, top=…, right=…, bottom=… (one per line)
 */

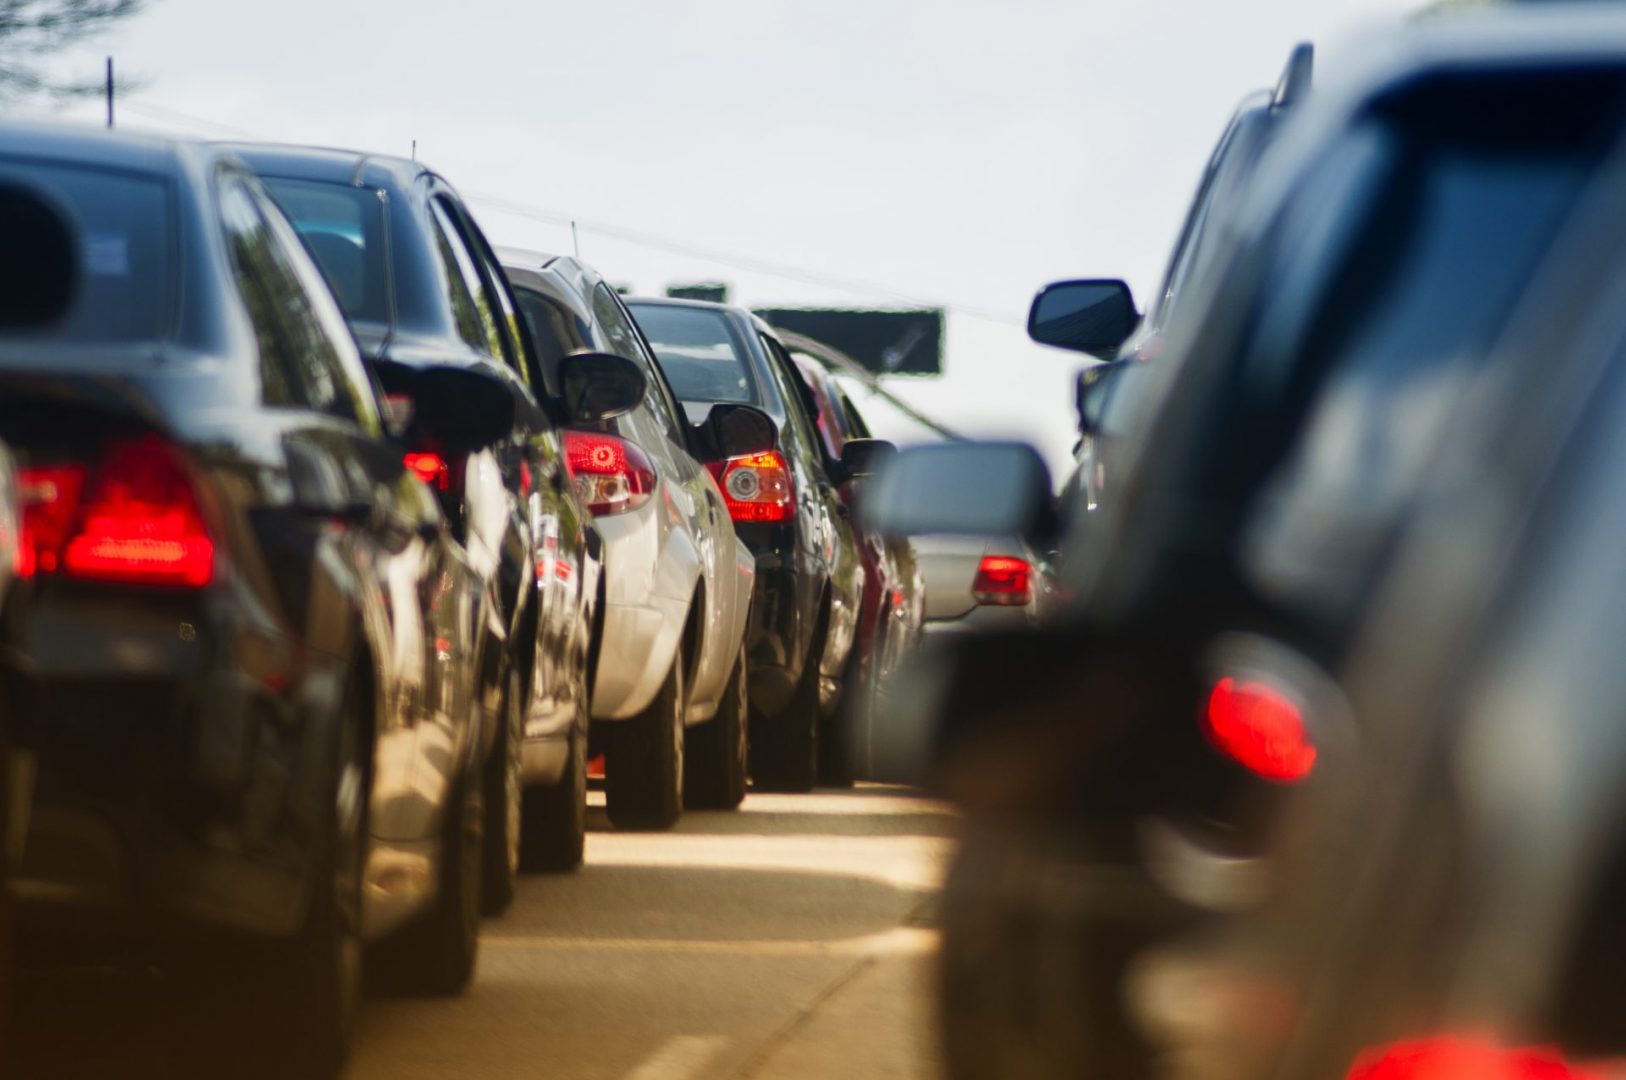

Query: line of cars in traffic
left=0, top=119, right=926, bottom=1075
left=866, top=5, right=1626, bottom=1079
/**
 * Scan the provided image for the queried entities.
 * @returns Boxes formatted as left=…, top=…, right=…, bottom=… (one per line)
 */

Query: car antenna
left=411, top=139, right=417, bottom=161
left=572, top=221, right=581, bottom=258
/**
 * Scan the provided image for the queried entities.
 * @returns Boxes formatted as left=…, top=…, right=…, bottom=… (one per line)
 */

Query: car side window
left=514, top=286, right=592, bottom=398
left=220, top=175, right=368, bottom=425
left=448, top=200, right=533, bottom=387
left=758, top=334, right=826, bottom=473
left=593, top=284, right=687, bottom=446
left=427, top=196, right=508, bottom=363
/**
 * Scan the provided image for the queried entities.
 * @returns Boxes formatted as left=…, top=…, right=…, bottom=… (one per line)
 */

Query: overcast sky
left=27, top=0, right=1414, bottom=470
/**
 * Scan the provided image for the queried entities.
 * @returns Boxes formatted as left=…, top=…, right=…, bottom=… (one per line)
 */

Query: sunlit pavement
left=9, top=785, right=955, bottom=1080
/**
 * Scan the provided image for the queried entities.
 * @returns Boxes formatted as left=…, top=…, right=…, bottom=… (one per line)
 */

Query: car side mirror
left=0, top=182, right=77, bottom=330
left=559, top=352, right=647, bottom=423
left=860, top=441, right=1056, bottom=544
left=374, top=358, right=517, bottom=453
left=702, top=403, right=777, bottom=460
left=837, top=438, right=896, bottom=481
left=1028, top=279, right=1138, bottom=357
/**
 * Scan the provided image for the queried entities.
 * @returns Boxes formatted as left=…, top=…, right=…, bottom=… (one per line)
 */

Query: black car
left=626, top=298, right=878, bottom=792
left=1151, top=51, right=1626, bottom=1079
left=867, top=12, right=1626, bottom=1078
left=234, top=146, right=641, bottom=898
left=1033, top=43, right=1311, bottom=516
left=0, top=122, right=510, bottom=1076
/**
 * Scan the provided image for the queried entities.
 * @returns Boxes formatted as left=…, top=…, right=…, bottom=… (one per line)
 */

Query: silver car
left=502, top=251, right=760, bottom=830
left=913, top=535, right=1054, bottom=637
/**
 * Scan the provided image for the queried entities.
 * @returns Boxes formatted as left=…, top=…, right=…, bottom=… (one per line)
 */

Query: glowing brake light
left=404, top=451, right=450, bottom=491
left=706, top=450, right=794, bottom=524
left=563, top=430, right=656, bottom=516
left=1203, top=676, right=1316, bottom=782
left=1348, top=1036, right=1602, bottom=1080
left=21, top=435, right=218, bottom=588
left=971, top=555, right=1033, bottom=606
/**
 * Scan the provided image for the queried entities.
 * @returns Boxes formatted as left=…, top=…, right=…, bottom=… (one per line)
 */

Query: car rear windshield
left=261, top=177, right=390, bottom=327
left=1228, top=66, right=1626, bottom=625
left=0, top=159, right=172, bottom=344
left=627, top=304, right=756, bottom=405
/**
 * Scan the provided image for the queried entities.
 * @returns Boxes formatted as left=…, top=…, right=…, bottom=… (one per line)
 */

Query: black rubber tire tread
left=519, top=688, right=588, bottom=872
left=750, top=620, right=823, bottom=794
left=685, top=640, right=749, bottom=810
left=481, top=667, right=523, bottom=914
left=605, top=658, right=685, bottom=830
left=817, top=642, right=863, bottom=789
left=371, top=757, right=483, bottom=996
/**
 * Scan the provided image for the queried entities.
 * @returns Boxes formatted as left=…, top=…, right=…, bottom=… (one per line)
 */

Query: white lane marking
left=625, top=1035, right=729, bottom=1080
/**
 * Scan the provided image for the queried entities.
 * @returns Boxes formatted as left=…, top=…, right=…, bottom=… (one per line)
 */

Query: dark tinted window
left=1230, top=68, right=1626, bottom=622
left=0, top=160, right=172, bottom=343
left=514, top=285, right=594, bottom=397
left=759, top=334, right=825, bottom=471
left=260, top=178, right=389, bottom=326
left=428, top=197, right=503, bottom=358
left=628, top=304, right=758, bottom=405
left=220, top=176, right=365, bottom=422
left=596, top=286, right=686, bottom=444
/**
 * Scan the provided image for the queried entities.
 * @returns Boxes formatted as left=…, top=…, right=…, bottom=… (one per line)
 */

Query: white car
left=502, top=251, right=762, bottom=829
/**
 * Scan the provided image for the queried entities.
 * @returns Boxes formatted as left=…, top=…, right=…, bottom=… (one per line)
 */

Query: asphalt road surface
left=9, top=785, right=954, bottom=1080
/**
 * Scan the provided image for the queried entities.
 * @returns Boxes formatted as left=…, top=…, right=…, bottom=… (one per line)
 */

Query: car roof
left=218, top=141, right=428, bottom=192
left=0, top=118, right=221, bottom=178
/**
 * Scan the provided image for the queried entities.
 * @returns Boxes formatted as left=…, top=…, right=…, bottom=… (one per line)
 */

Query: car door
left=437, top=195, right=588, bottom=737
left=220, top=172, right=471, bottom=845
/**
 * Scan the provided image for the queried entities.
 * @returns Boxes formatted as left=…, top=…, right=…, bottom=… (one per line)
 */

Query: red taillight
left=1203, top=676, right=1316, bottom=782
left=1348, top=1036, right=1602, bottom=1080
left=706, top=450, right=794, bottom=524
left=21, top=435, right=218, bottom=588
left=563, top=430, right=656, bottom=516
left=971, top=555, right=1033, bottom=606
left=18, top=463, right=88, bottom=578
left=404, top=451, right=450, bottom=491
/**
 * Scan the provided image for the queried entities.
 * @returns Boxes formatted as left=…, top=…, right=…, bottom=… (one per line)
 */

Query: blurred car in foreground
left=788, top=351, right=915, bottom=783
left=628, top=298, right=881, bottom=792
left=0, top=123, right=519, bottom=1076
left=238, top=146, right=634, bottom=893
left=1141, top=74, right=1626, bottom=1080
left=866, top=9, right=1626, bottom=1077
left=502, top=250, right=766, bottom=826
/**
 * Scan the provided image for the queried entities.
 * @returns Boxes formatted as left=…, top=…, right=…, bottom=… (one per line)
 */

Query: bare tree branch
left=0, top=0, right=145, bottom=101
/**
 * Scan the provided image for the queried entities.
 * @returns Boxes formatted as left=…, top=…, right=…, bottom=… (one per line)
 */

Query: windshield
left=0, top=160, right=172, bottom=344
left=626, top=303, right=757, bottom=405
left=260, top=177, right=390, bottom=327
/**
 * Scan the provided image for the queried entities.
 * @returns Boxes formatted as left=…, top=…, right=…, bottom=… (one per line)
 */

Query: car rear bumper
left=921, top=603, right=1038, bottom=637
left=15, top=589, right=332, bottom=941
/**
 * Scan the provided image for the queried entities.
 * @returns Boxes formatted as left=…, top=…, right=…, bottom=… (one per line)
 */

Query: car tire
left=519, top=688, right=587, bottom=872
left=685, top=640, right=749, bottom=810
left=196, top=685, right=368, bottom=1079
left=751, top=623, right=822, bottom=794
left=818, top=644, right=864, bottom=789
left=605, top=657, right=685, bottom=830
left=372, top=753, right=483, bottom=996
left=481, top=667, right=524, bottom=914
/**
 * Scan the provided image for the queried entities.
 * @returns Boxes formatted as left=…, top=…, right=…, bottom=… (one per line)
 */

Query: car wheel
left=751, top=625, right=822, bottom=794
left=685, top=639, right=749, bottom=810
left=519, top=687, right=587, bottom=872
left=372, top=753, right=483, bottom=996
left=818, top=643, right=863, bottom=789
left=203, top=685, right=368, bottom=1078
left=481, top=667, right=524, bottom=914
left=605, top=657, right=685, bottom=830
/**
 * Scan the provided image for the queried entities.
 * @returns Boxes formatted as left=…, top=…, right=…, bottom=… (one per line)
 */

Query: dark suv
left=868, top=13, right=1626, bottom=1077
left=627, top=298, right=880, bottom=792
